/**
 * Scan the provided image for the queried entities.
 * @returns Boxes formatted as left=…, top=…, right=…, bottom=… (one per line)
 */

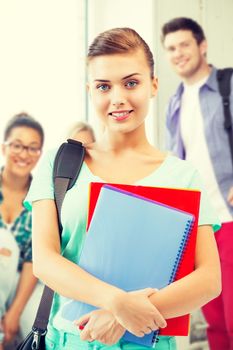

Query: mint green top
left=25, top=148, right=220, bottom=341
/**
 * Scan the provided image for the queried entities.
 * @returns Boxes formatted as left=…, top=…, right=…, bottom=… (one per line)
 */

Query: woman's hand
left=75, top=288, right=166, bottom=344
left=227, top=186, right=233, bottom=206
left=75, top=309, right=125, bottom=345
left=2, top=308, right=20, bottom=342
left=109, top=288, right=166, bottom=337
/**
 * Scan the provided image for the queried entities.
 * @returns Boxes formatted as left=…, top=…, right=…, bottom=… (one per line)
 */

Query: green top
left=25, top=148, right=220, bottom=340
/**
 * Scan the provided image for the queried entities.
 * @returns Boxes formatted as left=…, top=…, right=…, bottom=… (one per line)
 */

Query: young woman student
left=0, top=113, right=44, bottom=349
left=25, top=28, right=221, bottom=350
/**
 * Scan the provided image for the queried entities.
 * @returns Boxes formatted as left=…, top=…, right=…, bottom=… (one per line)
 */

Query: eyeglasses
left=4, top=141, right=41, bottom=157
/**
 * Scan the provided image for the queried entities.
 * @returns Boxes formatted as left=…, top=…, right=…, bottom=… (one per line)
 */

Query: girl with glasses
left=0, top=113, right=44, bottom=349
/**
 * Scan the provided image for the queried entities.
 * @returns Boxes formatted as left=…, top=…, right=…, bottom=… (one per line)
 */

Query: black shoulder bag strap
left=27, top=139, right=85, bottom=349
left=53, top=139, right=85, bottom=230
left=217, top=68, right=233, bottom=169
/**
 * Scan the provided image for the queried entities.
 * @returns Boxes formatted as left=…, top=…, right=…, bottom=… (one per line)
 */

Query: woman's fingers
left=74, top=312, right=92, bottom=328
left=153, top=309, right=167, bottom=329
left=79, top=328, right=94, bottom=342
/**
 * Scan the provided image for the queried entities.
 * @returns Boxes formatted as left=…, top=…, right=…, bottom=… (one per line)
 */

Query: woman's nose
left=112, top=88, right=126, bottom=108
left=113, top=100, right=125, bottom=108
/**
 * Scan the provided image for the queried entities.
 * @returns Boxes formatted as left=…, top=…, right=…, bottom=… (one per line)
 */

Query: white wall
left=0, top=0, right=86, bottom=156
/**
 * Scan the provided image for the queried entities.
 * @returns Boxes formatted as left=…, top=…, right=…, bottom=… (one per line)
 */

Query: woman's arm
left=75, top=225, right=221, bottom=344
left=3, top=262, right=37, bottom=342
left=32, top=199, right=166, bottom=336
left=149, top=225, right=221, bottom=318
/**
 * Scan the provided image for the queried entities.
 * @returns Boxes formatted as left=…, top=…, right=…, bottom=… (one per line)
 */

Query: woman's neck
left=1, top=167, right=30, bottom=192
left=99, top=125, right=152, bottom=153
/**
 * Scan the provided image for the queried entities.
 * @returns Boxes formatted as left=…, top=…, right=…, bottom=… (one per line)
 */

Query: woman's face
left=2, top=126, right=42, bottom=177
left=87, top=49, right=157, bottom=135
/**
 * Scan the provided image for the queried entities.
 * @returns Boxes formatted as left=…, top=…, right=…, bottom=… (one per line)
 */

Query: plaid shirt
left=0, top=170, right=32, bottom=271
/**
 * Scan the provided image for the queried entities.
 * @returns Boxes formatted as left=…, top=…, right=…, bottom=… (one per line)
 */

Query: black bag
left=17, top=139, right=85, bottom=350
left=217, top=68, right=233, bottom=168
left=17, top=329, right=46, bottom=350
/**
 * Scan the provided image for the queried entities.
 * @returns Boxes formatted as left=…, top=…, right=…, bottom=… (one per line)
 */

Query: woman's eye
left=13, top=144, right=22, bottom=150
left=126, top=81, right=138, bottom=88
left=97, top=84, right=110, bottom=91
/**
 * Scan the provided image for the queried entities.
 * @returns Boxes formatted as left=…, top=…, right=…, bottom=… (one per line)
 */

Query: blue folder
left=62, top=185, right=194, bottom=346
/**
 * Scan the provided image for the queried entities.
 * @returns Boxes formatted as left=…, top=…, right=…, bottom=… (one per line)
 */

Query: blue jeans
left=45, top=327, right=176, bottom=350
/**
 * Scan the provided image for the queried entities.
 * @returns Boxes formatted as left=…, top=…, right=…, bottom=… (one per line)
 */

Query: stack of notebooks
left=62, top=182, right=201, bottom=347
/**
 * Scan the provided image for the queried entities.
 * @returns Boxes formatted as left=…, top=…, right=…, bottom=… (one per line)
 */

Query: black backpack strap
left=53, top=138, right=85, bottom=230
left=217, top=68, right=233, bottom=168
left=30, top=139, right=85, bottom=348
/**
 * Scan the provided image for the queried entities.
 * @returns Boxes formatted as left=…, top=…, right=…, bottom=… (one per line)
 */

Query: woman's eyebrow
left=94, top=73, right=141, bottom=83
left=9, top=138, right=40, bottom=146
left=94, top=79, right=110, bottom=82
left=122, top=73, right=141, bottom=80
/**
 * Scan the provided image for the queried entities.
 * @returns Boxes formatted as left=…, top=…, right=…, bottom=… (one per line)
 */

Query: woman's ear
left=151, top=76, right=158, bottom=97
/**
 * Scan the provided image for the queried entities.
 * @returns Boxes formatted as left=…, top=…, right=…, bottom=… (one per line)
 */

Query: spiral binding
left=152, top=330, right=160, bottom=345
left=149, top=217, right=194, bottom=346
left=168, top=218, right=195, bottom=285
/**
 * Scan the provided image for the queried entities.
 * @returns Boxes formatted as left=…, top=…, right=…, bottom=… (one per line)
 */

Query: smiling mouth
left=15, top=161, right=30, bottom=168
left=176, top=59, right=188, bottom=67
left=109, top=110, right=133, bottom=121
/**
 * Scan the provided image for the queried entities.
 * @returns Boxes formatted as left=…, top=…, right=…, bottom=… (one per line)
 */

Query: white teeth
left=16, top=162, right=28, bottom=167
left=177, top=60, right=187, bottom=67
left=111, top=112, right=129, bottom=117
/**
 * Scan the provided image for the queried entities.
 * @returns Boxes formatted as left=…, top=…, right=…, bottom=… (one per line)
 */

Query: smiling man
left=161, top=17, right=233, bottom=350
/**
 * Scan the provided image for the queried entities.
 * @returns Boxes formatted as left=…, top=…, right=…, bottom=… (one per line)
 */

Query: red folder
left=86, top=182, right=201, bottom=336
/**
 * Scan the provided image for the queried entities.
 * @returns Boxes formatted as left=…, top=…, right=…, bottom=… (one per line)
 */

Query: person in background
left=0, top=227, right=19, bottom=350
left=0, top=112, right=44, bottom=349
left=68, top=121, right=95, bottom=145
left=161, top=17, right=233, bottom=350
left=26, top=27, right=221, bottom=350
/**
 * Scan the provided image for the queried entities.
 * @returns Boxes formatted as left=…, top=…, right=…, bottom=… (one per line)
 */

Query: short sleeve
left=24, top=148, right=58, bottom=210
left=189, top=169, right=221, bottom=232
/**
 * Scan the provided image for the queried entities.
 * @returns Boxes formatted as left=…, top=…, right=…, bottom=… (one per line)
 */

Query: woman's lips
left=109, top=110, right=133, bottom=121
